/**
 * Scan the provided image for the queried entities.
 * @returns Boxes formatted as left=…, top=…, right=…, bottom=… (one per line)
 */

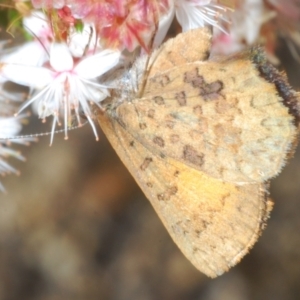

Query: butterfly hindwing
left=98, top=109, right=272, bottom=278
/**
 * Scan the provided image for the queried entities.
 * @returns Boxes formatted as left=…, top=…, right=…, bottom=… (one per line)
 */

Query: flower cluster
left=0, top=84, right=34, bottom=192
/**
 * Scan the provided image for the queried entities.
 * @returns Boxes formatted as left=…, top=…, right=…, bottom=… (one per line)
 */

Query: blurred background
left=1, top=10, right=300, bottom=300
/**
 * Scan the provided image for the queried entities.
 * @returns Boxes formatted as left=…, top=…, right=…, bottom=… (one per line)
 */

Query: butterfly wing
left=97, top=110, right=272, bottom=278
left=115, top=57, right=297, bottom=183
left=148, top=27, right=212, bottom=75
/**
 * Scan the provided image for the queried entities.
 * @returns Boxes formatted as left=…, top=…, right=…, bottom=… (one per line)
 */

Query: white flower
left=1, top=44, right=121, bottom=145
left=0, top=112, right=22, bottom=139
left=0, top=114, right=33, bottom=192
left=0, top=84, right=37, bottom=192
left=174, top=0, right=231, bottom=32
left=1, top=41, right=48, bottom=68
left=0, top=145, right=23, bottom=192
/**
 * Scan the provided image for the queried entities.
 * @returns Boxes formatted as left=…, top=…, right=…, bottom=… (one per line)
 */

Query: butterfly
left=97, top=27, right=300, bottom=278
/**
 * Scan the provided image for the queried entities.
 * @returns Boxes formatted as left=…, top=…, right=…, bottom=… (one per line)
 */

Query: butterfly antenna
left=24, top=27, right=50, bottom=57
left=83, top=25, right=94, bottom=56
left=137, top=2, right=160, bottom=98
left=0, top=120, right=89, bottom=141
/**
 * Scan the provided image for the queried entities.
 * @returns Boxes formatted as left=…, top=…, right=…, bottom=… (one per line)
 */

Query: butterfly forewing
left=115, top=57, right=297, bottom=183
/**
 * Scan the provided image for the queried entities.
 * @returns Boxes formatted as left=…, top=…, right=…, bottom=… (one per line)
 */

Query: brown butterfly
left=97, top=27, right=300, bottom=277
